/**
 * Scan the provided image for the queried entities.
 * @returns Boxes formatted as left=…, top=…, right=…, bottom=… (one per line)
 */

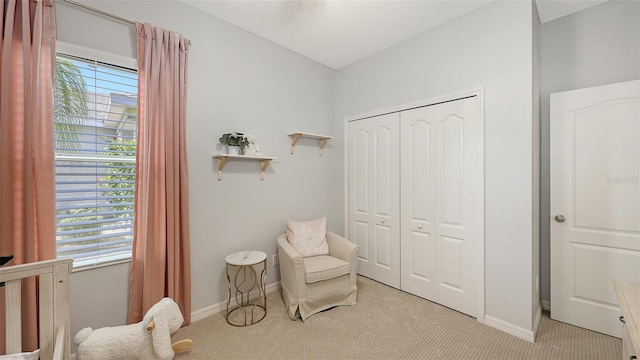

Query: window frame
left=55, top=41, right=138, bottom=271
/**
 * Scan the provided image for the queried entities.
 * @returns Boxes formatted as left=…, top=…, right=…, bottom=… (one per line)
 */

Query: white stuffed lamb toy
left=74, top=297, right=192, bottom=360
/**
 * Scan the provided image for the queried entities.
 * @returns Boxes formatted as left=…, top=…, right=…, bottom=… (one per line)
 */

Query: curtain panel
left=128, top=22, right=191, bottom=326
left=0, top=0, right=57, bottom=352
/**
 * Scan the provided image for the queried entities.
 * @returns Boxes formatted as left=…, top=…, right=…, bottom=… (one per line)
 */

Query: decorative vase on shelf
left=227, top=145, right=241, bottom=155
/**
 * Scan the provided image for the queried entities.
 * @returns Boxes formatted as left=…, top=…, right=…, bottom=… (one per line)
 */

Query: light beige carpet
left=172, top=276, right=621, bottom=359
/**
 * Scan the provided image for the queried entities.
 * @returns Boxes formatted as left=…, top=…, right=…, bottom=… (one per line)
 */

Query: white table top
left=614, top=280, right=640, bottom=356
left=225, top=250, right=267, bottom=266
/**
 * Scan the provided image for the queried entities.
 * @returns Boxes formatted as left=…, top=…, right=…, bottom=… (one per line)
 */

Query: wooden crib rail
left=53, top=325, right=66, bottom=360
left=0, top=258, right=73, bottom=360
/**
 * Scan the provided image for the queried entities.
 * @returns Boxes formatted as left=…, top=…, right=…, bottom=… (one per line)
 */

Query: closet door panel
left=374, top=125, right=394, bottom=219
left=400, top=106, right=436, bottom=299
left=434, top=97, right=478, bottom=317
left=440, top=235, right=463, bottom=290
left=375, top=224, right=393, bottom=268
left=369, top=114, right=400, bottom=287
left=350, top=95, right=482, bottom=316
left=440, top=114, right=464, bottom=226
left=348, top=113, right=400, bottom=288
left=354, top=220, right=369, bottom=261
left=353, top=130, right=369, bottom=215
left=408, top=120, right=432, bottom=222
left=348, top=126, right=371, bottom=262
left=409, top=231, right=432, bottom=280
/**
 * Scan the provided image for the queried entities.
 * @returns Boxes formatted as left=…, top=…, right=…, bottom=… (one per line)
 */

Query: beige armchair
left=277, top=231, right=359, bottom=321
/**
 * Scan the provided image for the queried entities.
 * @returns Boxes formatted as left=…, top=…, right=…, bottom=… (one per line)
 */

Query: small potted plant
left=219, top=132, right=249, bottom=155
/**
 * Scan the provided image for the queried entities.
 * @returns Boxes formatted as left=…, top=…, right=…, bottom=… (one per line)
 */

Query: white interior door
left=400, top=97, right=480, bottom=317
left=348, top=113, right=400, bottom=288
left=551, top=80, right=640, bottom=337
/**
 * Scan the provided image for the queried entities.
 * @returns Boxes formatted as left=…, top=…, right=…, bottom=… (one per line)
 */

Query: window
left=54, top=45, right=138, bottom=268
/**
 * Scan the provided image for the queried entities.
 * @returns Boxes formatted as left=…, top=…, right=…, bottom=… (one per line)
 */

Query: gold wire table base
left=225, top=255, right=267, bottom=327
left=226, top=303, right=266, bottom=327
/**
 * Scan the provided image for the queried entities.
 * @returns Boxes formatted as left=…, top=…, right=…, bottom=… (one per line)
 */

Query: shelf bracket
left=318, top=138, right=329, bottom=156
left=216, top=156, right=228, bottom=181
left=259, top=159, right=271, bottom=180
left=289, top=133, right=301, bottom=154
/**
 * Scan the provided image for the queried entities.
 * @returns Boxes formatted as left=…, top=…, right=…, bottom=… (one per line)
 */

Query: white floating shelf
left=213, top=154, right=277, bottom=181
left=287, top=132, right=333, bottom=156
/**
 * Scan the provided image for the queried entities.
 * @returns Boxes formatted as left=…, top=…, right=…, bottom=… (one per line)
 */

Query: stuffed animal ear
left=151, top=317, right=175, bottom=360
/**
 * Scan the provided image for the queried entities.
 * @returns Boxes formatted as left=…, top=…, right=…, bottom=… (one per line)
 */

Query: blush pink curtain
left=0, top=0, right=57, bottom=353
left=128, top=22, right=191, bottom=326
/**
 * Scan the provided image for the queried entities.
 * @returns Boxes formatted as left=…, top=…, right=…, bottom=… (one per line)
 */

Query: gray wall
left=334, top=1, right=537, bottom=332
left=55, top=0, right=640, bottom=345
left=540, top=0, right=640, bottom=306
left=57, top=0, right=336, bottom=350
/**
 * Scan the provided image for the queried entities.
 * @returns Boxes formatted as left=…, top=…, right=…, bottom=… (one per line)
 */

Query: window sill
left=70, top=256, right=132, bottom=273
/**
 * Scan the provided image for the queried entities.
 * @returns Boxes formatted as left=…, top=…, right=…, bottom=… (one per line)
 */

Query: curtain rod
left=57, top=0, right=192, bottom=46
left=59, top=0, right=133, bottom=25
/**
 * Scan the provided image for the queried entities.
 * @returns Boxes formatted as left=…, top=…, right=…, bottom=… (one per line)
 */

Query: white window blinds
left=54, top=52, right=138, bottom=268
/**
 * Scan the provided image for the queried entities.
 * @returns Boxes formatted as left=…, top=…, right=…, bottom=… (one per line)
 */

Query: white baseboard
left=484, top=315, right=535, bottom=343
left=191, top=282, right=280, bottom=323
left=532, top=305, right=542, bottom=340
left=542, top=300, right=551, bottom=311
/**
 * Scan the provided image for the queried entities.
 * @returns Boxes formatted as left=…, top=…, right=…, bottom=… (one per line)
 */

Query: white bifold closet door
left=348, top=96, right=481, bottom=317
left=400, top=97, right=480, bottom=317
left=347, top=113, right=401, bottom=288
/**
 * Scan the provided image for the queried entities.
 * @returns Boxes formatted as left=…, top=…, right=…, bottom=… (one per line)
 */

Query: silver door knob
left=554, top=215, right=566, bottom=223
left=380, top=219, right=385, bottom=223
left=418, top=224, right=423, bottom=229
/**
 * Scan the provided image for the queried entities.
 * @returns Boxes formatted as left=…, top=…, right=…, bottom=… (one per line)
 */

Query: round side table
left=225, top=250, right=267, bottom=326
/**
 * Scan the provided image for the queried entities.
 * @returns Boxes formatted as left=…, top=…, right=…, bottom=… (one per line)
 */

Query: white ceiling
left=536, top=0, right=610, bottom=23
left=180, top=0, right=611, bottom=69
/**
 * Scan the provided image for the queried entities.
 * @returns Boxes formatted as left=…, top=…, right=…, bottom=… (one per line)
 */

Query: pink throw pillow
left=286, top=218, right=329, bottom=257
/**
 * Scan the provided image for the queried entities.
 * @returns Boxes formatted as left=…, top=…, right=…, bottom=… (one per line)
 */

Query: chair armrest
left=326, top=232, right=359, bottom=288
left=326, top=231, right=358, bottom=263
left=277, top=234, right=306, bottom=297
left=327, top=231, right=359, bottom=263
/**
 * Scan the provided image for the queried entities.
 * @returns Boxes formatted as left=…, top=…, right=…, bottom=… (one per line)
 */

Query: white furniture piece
left=277, top=231, right=359, bottom=321
left=614, top=280, right=640, bottom=360
left=346, top=94, right=483, bottom=318
left=225, top=250, right=267, bottom=326
left=0, top=258, right=73, bottom=360
left=287, top=132, right=333, bottom=156
left=213, top=154, right=277, bottom=181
